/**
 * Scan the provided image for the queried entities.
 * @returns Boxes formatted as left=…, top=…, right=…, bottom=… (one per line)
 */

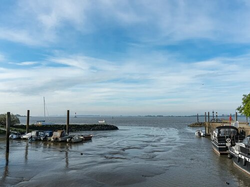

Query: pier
left=204, top=121, right=250, bottom=136
left=201, top=112, right=250, bottom=136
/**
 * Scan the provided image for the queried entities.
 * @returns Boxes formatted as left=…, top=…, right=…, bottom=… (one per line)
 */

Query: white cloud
left=1, top=53, right=250, bottom=112
left=0, top=53, right=6, bottom=62
left=0, top=28, right=43, bottom=46
left=1, top=0, right=250, bottom=45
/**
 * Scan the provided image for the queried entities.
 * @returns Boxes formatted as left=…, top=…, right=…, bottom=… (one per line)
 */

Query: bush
left=0, top=114, right=20, bottom=126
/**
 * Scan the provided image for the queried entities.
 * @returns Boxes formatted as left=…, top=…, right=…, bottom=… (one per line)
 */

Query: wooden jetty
left=204, top=121, right=250, bottom=136
left=201, top=112, right=250, bottom=136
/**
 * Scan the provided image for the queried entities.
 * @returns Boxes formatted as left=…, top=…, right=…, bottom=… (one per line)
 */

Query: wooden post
left=208, top=112, right=210, bottom=134
left=197, top=113, right=199, bottom=122
left=205, top=112, right=207, bottom=135
left=235, top=112, right=238, bottom=121
left=66, top=110, right=70, bottom=135
left=6, top=112, right=11, bottom=165
left=26, top=110, right=30, bottom=134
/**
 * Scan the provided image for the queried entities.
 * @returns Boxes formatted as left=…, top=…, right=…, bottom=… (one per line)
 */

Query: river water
left=0, top=116, right=249, bottom=186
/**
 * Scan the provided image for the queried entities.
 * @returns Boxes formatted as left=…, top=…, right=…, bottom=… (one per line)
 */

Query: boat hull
left=212, top=140, right=229, bottom=155
left=229, top=149, right=250, bottom=175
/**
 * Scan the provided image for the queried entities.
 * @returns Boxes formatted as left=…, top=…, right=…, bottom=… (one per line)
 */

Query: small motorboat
left=67, top=135, right=83, bottom=143
left=98, top=120, right=105, bottom=124
left=79, top=134, right=93, bottom=141
left=195, top=130, right=205, bottom=137
left=21, top=132, right=32, bottom=139
left=40, top=131, right=53, bottom=141
left=9, top=132, right=22, bottom=139
left=51, top=130, right=71, bottom=142
left=228, top=135, right=250, bottom=175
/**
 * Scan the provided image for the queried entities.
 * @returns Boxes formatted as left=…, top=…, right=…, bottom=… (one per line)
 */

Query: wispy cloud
left=9, top=61, right=39, bottom=66
left=1, top=1, right=250, bottom=45
left=1, top=1, right=250, bottom=115
left=0, top=28, right=43, bottom=46
left=0, top=53, right=6, bottom=62
left=0, top=53, right=250, bottom=114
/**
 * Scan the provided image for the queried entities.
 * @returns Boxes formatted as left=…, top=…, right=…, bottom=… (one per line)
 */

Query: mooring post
left=208, top=112, right=210, bottom=134
left=66, top=110, right=70, bottom=135
left=235, top=112, right=238, bottom=121
left=6, top=112, right=11, bottom=165
left=26, top=110, right=30, bottom=134
left=205, top=112, right=207, bottom=135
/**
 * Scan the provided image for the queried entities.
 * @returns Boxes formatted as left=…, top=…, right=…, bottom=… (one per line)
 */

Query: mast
left=43, top=97, right=46, bottom=118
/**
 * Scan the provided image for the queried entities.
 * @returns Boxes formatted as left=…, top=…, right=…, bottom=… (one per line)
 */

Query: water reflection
left=65, top=149, right=69, bottom=168
left=1, top=164, right=8, bottom=183
left=25, top=141, right=28, bottom=162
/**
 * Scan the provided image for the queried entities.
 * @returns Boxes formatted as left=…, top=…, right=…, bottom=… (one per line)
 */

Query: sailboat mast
left=43, top=97, right=46, bottom=118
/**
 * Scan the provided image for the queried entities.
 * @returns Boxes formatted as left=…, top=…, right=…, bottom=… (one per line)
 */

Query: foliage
left=237, top=93, right=250, bottom=117
left=0, top=114, right=20, bottom=126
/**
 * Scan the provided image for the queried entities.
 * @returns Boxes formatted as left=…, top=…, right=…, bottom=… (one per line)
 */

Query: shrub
left=0, top=114, right=20, bottom=126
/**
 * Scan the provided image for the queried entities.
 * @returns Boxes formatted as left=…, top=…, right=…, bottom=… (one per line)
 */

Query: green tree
left=0, top=114, right=20, bottom=126
left=237, top=93, right=250, bottom=117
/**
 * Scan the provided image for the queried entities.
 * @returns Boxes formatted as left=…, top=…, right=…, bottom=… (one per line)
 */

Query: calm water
left=0, top=116, right=250, bottom=186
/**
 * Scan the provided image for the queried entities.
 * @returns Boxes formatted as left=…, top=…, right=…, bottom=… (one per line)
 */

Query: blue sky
left=1, top=0, right=250, bottom=116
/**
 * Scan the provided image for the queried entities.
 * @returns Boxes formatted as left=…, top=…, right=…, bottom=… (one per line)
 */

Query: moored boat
left=51, top=130, right=71, bottom=142
left=211, top=126, right=245, bottom=155
left=40, top=131, right=53, bottom=141
left=21, top=132, right=32, bottom=139
left=67, top=135, right=83, bottom=143
left=98, top=120, right=105, bottom=124
left=79, top=134, right=93, bottom=141
left=9, top=132, right=22, bottom=139
left=195, top=130, right=205, bottom=137
left=228, top=136, right=250, bottom=175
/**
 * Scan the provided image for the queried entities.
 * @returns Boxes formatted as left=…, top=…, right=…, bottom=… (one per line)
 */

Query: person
left=229, top=115, right=232, bottom=122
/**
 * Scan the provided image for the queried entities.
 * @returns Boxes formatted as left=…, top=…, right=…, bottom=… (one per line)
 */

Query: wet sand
left=1, top=125, right=250, bottom=186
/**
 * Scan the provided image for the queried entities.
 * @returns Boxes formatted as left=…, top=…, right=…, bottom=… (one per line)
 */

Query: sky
left=1, top=0, right=250, bottom=116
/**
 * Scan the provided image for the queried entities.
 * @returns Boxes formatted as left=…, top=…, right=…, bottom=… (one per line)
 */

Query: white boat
left=98, top=120, right=105, bottom=124
left=67, top=135, right=83, bottom=143
left=21, top=132, right=32, bottom=139
left=195, top=130, right=205, bottom=137
left=228, top=136, right=250, bottom=175
left=9, top=132, right=22, bottom=139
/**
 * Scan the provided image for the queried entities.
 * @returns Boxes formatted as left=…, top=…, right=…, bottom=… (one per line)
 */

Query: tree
left=237, top=93, right=250, bottom=118
left=0, top=114, right=20, bottom=126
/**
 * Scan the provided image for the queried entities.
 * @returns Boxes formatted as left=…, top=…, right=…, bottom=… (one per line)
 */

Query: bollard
left=6, top=112, right=11, bottom=165
left=26, top=110, right=30, bottom=134
left=235, top=112, right=238, bottom=121
left=66, top=110, right=70, bottom=135
left=204, top=112, right=207, bottom=135
left=208, top=112, right=210, bottom=134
